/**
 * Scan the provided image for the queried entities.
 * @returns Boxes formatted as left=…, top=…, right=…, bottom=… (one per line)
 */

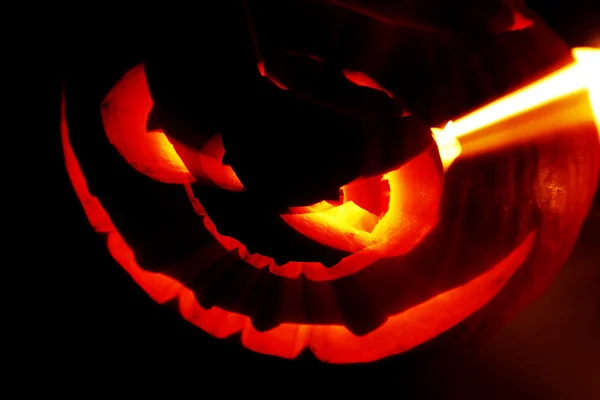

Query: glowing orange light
left=62, top=95, right=535, bottom=362
left=184, top=133, right=245, bottom=191
left=61, top=46, right=599, bottom=363
left=101, top=64, right=193, bottom=183
left=573, top=48, right=600, bottom=133
left=101, top=64, right=244, bottom=190
left=432, top=47, right=600, bottom=169
left=432, top=121, right=462, bottom=171
left=281, top=146, right=442, bottom=256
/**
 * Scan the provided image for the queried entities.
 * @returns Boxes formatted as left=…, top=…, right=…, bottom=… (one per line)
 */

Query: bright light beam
left=433, top=47, right=600, bottom=169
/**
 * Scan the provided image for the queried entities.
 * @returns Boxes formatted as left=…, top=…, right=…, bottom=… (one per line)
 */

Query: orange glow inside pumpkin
left=100, top=64, right=453, bottom=259
left=62, top=93, right=535, bottom=362
left=280, top=161, right=438, bottom=255
left=61, top=48, right=600, bottom=362
left=101, top=48, right=600, bottom=193
left=184, top=142, right=441, bottom=281
left=100, top=63, right=448, bottom=280
left=101, top=64, right=244, bottom=190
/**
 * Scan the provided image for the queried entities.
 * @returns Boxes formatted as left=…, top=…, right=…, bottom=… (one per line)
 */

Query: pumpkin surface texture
left=61, top=0, right=599, bottom=363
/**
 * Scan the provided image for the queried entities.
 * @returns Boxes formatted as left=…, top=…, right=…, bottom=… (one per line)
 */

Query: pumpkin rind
left=61, top=2, right=600, bottom=363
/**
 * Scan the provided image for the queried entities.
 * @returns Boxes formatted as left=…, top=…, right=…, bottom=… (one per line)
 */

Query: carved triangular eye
left=102, top=64, right=244, bottom=191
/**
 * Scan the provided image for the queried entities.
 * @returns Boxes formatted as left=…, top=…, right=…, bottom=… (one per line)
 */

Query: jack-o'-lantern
left=61, top=0, right=599, bottom=363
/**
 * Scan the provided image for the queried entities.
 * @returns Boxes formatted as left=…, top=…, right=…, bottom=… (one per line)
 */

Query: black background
left=46, top=1, right=599, bottom=396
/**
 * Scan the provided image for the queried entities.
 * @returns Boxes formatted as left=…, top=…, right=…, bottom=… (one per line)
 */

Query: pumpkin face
left=61, top=1, right=599, bottom=363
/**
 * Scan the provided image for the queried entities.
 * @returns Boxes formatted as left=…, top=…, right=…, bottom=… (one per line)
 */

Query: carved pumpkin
left=61, top=1, right=599, bottom=363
